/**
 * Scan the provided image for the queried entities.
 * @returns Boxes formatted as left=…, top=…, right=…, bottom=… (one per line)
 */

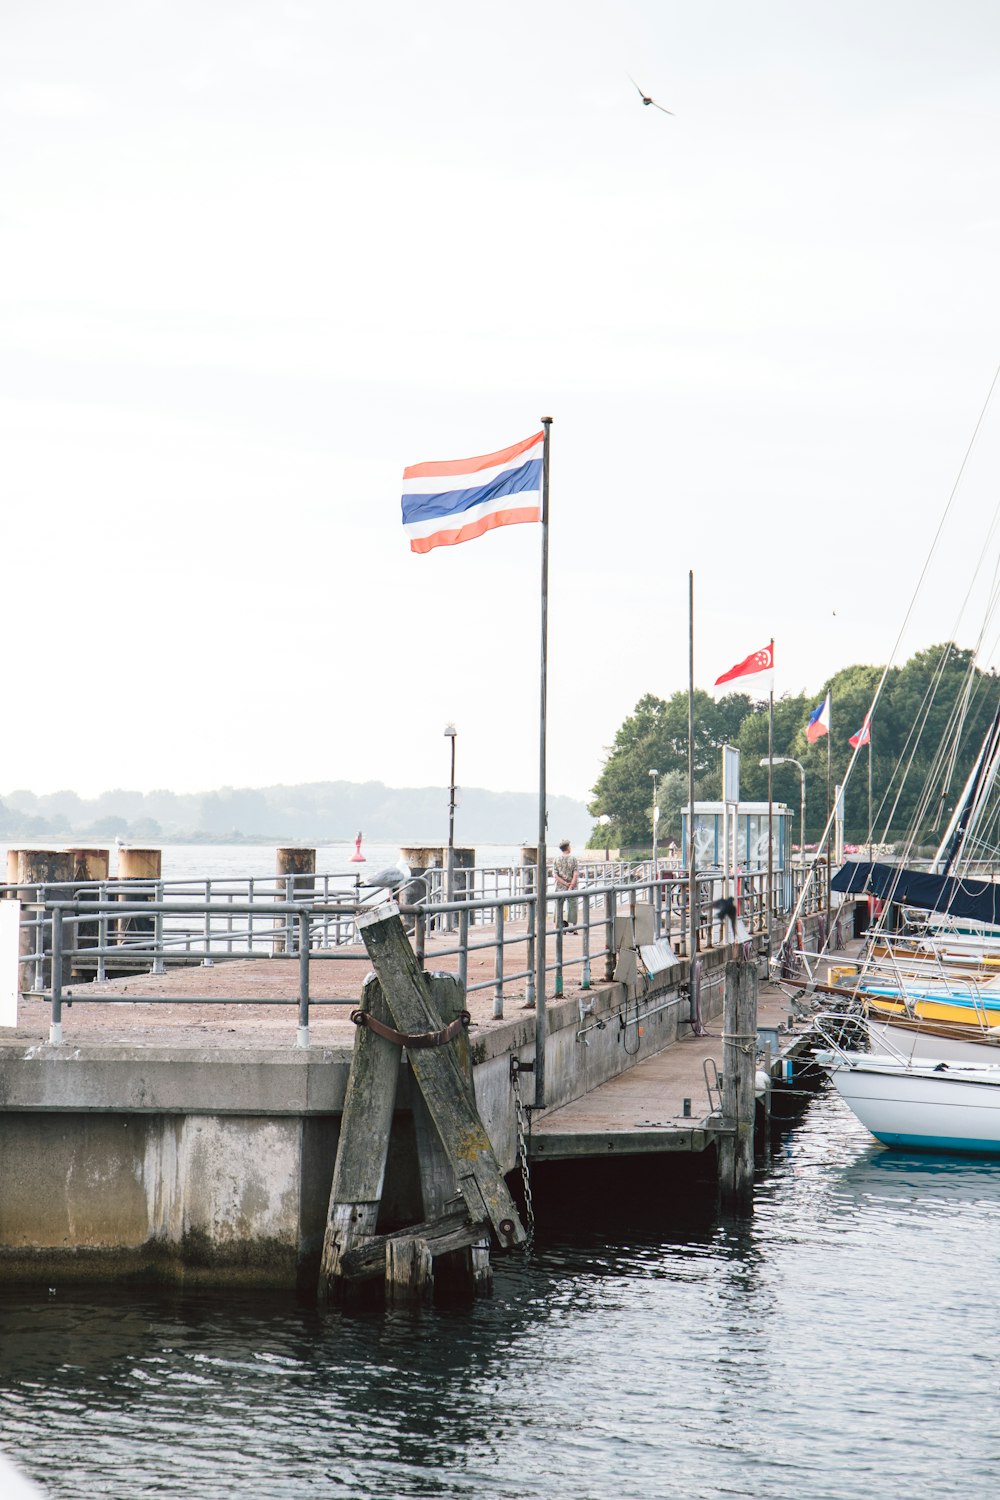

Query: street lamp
left=760, top=756, right=806, bottom=868
left=444, top=723, right=457, bottom=918
left=649, top=768, right=660, bottom=873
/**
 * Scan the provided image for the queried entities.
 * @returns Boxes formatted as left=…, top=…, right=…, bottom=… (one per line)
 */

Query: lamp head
left=444, top=723, right=457, bottom=738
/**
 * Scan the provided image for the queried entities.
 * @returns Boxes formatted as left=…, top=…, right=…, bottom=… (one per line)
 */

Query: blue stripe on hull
left=872, top=1131, right=1000, bottom=1158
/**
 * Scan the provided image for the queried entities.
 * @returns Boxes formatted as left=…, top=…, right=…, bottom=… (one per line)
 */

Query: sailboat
left=815, top=1023, right=1000, bottom=1156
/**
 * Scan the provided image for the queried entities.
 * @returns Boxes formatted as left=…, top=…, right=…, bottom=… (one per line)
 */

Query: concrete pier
left=0, top=906, right=845, bottom=1288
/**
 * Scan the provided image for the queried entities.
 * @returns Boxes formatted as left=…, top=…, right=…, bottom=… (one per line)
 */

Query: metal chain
left=510, top=1067, right=535, bottom=1249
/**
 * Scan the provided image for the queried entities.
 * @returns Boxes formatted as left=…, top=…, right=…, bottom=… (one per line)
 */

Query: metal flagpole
left=533, top=417, right=552, bottom=1109
left=867, top=724, right=873, bottom=862
left=687, top=571, right=697, bottom=962
left=773, top=663, right=779, bottom=954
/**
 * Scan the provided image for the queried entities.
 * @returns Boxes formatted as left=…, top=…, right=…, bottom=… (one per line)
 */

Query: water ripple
left=1, top=1092, right=999, bottom=1498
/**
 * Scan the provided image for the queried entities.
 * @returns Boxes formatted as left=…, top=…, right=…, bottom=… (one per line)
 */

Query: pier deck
left=528, top=974, right=823, bottom=1158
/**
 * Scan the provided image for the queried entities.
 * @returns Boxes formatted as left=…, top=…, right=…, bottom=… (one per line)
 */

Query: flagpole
left=687, top=571, right=697, bottom=964
left=826, top=691, right=833, bottom=930
left=533, top=416, right=552, bottom=1109
left=773, top=651, right=779, bottom=954
left=867, top=726, right=873, bottom=863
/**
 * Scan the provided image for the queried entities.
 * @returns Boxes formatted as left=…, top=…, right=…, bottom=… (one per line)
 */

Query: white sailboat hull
left=867, top=1017, right=1000, bottom=1066
left=817, top=1051, right=1000, bottom=1155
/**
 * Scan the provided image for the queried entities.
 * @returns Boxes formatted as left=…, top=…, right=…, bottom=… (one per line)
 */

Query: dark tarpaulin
left=831, top=860, right=1000, bottom=925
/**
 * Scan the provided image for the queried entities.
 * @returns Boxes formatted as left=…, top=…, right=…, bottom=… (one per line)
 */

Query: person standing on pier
left=554, top=839, right=579, bottom=927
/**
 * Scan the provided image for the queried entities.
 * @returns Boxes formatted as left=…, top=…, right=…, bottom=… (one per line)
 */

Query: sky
left=5, top=0, right=1000, bottom=805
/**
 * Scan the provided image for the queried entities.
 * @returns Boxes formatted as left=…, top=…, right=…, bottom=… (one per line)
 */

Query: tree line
left=587, top=643, right=1000, bottom=850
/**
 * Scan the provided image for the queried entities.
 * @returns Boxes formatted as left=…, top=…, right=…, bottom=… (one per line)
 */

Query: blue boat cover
left=831, top=860, right=1000, bottom=925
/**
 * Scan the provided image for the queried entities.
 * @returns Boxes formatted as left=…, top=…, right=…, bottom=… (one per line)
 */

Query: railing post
left=493, top=902, right=504, bottom=1020
left=414, top=908, right=426, bottom=970
left=554, top=896, right=564, bottom=998
left=458, top=907, right=470, bottom=994
left=297, top=910, right=310, bottom=1047
left=525, top=896, right=536, bottom=1008
left=581, top=892, right=591, bottom=990
left=152, top=878, right=166, bottom=975
left=604, top=885, right=616, bottom=981
left=50, top=906, right=63, bottom=1046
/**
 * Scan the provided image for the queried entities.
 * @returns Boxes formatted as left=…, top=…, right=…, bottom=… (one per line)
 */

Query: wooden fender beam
left=357, top=904, right=526, bottom=1250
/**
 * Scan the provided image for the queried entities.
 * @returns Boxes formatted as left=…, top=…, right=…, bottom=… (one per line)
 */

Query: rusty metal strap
left=350, top=1009, right=471, bottom=1049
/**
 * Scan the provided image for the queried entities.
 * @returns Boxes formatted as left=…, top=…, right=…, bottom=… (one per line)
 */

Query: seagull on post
left=628, top=76, right=674, bottom=115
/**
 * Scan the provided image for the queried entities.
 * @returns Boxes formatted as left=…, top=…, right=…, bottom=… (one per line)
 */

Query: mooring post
left=356, top=904, right=526, bottom=1250
left=116, top=847, right=161, bottom=954
left=66, top=849, right=109, bottom=982
left=318, top=974, right=401, bottom=1302
left=15, top=850, right=74, bottom=997
left=409, top=973, right=493, bottom=1299
left=274, top=847, right=315, bottom=955
left=719, top=959, right=758, bottom=1212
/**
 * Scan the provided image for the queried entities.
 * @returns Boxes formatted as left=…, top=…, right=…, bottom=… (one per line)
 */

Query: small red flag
left=850, top=712, right=872, bottom=749
left=715, top=642, right=774, bottom=687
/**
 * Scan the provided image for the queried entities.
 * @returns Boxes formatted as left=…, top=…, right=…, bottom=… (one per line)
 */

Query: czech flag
left=402, top=431, right=544, bottom=554
left=850, top=711, right=872, bottom=749
left=806, top=692, right=831, bottom=743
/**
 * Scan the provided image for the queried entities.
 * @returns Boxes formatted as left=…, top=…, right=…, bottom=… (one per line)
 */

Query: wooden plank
left=530, top=1127, right=711, bottom=1159
left=318, top=973, right=401, bottom=1296
left=411, top=972, right=493, bottom=1297
left=386, top=1237, right=434, bottom=1305
left=357, top=905, right=526, bottom=1249
left=411, top=973, right=474, bottom=1217
left=339, top=1207, right=486, bottom=1281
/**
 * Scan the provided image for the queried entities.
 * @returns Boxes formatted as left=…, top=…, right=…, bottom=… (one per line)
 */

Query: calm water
left=1, top=1091, right=998, bottom=1500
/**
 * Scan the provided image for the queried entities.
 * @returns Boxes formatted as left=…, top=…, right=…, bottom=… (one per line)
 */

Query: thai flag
left=402, top=431, right=544, bottom=554
left=806, top=692, right=831, bottom=743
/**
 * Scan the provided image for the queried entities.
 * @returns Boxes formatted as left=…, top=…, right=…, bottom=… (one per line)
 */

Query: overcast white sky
left=5, top=0, right=1000, bottom=803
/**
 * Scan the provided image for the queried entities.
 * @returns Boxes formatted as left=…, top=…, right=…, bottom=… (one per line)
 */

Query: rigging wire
left=779, top=360, right=1000, bottom=959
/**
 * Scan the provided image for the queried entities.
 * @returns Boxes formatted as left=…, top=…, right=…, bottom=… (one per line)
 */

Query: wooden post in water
left=274, top=848, right=315, bottom=954
left=318, top=973, right=401, bottom=1302
left=410, top=972, right=493, bottom=1298
left=719, top=958, right=758, bottom=1212
left=357, top=905, right=525, bottom=1251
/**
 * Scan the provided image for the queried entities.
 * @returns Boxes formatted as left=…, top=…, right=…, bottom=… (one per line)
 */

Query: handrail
left=9, top=860, right=828, bottom=1048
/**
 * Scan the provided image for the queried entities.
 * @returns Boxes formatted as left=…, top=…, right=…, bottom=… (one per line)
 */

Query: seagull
left=629, top=76, right=674, bottom=115
left=364, top=856, right=412, bottom=893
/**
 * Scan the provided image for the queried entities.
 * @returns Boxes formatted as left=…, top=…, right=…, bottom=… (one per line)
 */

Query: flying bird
left=629, top=76, right=674, bottom=115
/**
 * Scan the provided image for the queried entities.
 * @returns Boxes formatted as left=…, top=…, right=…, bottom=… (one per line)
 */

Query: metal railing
left=6, top=860, right=828, bottom=1047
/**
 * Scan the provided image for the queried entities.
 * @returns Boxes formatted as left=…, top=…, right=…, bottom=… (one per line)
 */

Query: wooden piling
left=116, top=848, right=161, bottom=947
left=355, top=906, right=525, bottom=1251
left=719, top=959, right=758, bottom=1212
left=66, top=850, right=109, bottom=982
left=273, top=848, right=315, bottom=954
left=318, top=974, right=401, bottom=1300
left=14, top=850, right=74, bottom=995
left=411, top=973, right=493, bottom=1298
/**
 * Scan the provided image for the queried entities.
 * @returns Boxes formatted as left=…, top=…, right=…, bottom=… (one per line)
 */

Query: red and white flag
left=850, top=711, right=872, bottom=749
left=714, top=641, right=774, bottom=688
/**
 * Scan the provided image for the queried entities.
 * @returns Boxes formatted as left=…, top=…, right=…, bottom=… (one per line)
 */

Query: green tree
left=588, top=644, right=1000, bottom=849
left=588, top=689, right=754, bottom=847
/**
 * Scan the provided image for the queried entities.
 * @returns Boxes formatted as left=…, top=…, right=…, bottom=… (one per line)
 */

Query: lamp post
left=649, top=768, right=659, bottom=874
left=760, top=755, right=806, bottom=874
left=444, top=723, right=457, bottom=920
